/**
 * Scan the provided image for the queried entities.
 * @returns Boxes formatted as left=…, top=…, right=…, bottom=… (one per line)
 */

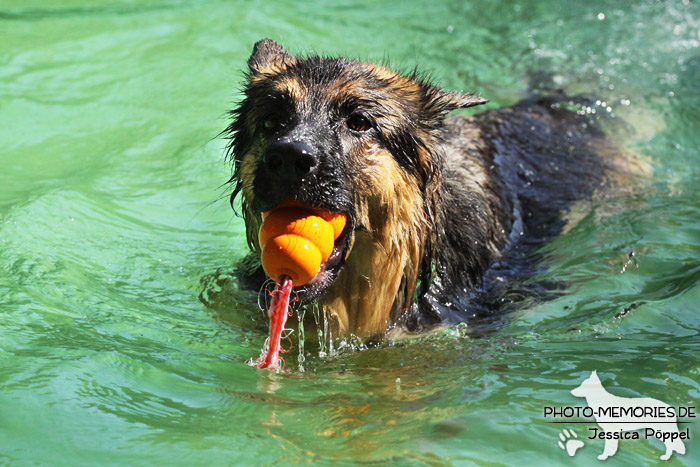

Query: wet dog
left=222, top=39, right=632, bottom=339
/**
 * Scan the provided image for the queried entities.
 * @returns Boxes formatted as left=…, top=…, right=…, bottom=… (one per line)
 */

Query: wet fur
left=223, top=39, right=631, bottom=339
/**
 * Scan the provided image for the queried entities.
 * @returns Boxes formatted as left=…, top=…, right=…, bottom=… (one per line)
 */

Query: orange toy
left=259, top=199, right=347, bottom=285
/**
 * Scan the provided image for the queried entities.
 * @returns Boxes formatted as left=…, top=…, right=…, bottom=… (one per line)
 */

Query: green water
left=1, top=0, right=698, bottom=465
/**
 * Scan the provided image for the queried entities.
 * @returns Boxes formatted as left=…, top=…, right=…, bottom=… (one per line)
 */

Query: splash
left=296, top=306, right=306, bottom=372
left=249, top=285, right=363, bottom=371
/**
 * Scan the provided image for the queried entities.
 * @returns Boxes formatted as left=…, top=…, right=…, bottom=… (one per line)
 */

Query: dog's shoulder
left=408, top=97, right=636, bottom=330
left=438, top=112, right=514, bottom=271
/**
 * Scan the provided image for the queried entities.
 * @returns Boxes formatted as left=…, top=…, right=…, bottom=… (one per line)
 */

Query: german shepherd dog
left=222, top=39, right=631, bottom=339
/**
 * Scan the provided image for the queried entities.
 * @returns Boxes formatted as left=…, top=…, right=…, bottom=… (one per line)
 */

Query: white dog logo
left=571, top=370, right=687, bottom=461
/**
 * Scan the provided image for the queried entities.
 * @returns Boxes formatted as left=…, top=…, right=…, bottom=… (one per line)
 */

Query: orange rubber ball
left=317, top=209, right=346, bottom=239
left=259, top=208, right=334, bottom=260
left=259, top=201, right=347, bottom=285
left=260, top=234, right=322, bottom=285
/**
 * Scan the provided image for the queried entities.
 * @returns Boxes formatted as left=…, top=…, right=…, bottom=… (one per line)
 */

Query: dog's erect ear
left=421, top=83, right=488, bottom=118
left=248, top=39, right=296, bottom=73
left=439, top=90, right=489, bottom=111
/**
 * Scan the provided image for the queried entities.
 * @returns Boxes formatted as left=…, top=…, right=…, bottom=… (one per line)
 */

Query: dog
left=222, top=39, right=634, bottom=339
left=571, top=371, right=687, bottom=460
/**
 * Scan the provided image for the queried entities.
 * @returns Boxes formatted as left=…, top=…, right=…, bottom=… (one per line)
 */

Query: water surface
left=1, top=0, right=699, bottom=464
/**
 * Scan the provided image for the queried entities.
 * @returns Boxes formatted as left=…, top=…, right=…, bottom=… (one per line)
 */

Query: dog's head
left=224, top=39, right=487, bottom=335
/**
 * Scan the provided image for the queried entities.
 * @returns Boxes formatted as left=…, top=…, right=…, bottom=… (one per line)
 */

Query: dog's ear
left=422, top=84, right=488, bottom=118
left=439, top=90, right=489, bottom=111
left=248, top=39, right=296, bottom=73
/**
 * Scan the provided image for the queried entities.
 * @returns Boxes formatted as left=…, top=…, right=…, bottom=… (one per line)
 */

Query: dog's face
left=225, top=39, right=486, bottom=335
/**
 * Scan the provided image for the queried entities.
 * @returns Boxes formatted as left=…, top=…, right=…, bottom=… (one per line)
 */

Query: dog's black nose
left=263, top=141, right=317, bottom=182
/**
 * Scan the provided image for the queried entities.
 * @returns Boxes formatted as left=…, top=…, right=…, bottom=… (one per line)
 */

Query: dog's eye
left=347, top=115, right=372, bottom=133
left=263, top=114, right=281, bottom=131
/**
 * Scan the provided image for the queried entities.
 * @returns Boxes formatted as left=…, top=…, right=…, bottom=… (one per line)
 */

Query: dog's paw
left=558, top=429, right=584, bottom=457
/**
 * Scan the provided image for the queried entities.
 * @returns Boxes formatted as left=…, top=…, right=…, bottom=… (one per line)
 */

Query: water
left=1, top=0, right=698, bottom=464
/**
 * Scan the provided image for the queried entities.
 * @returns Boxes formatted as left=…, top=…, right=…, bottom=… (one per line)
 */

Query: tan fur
left=320, top=144, right=427, bottom=337
left=238, top=147, right=263, bottom=252
left=327, top=64, right=425, bottom=127
left=248, top=55, right=297, bottom=83
left=273, top=77, right=304, bottom=102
